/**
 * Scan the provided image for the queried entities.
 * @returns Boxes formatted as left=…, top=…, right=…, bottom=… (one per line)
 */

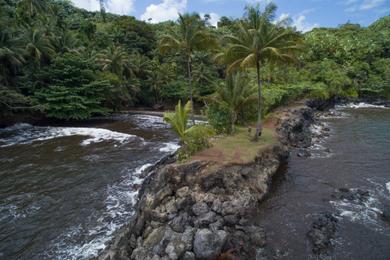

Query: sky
left=70, top=0, right=390, bottom=32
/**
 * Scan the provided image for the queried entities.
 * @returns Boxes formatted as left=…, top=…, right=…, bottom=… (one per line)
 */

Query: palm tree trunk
left=254, top=61, right=262, bottom=140
left=187, top=55, right=195, bottom=124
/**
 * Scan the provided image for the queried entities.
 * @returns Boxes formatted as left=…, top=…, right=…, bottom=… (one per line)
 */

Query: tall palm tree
left=147, top=59, right=174, bottom=104
left=222, top=4, right=303, bottom=139
left=23, top=27, right=55, bottom=65
left=208, top=72, right=257, bottom=133
left=159, top=13, right=216, bottom=122
left=96, top=45, right=130, bottom=78
left=17, top=0, right=48, bottom=18
left=0, top=31, right=25, bottom=85
left=129, top=52, right=152, bottom=79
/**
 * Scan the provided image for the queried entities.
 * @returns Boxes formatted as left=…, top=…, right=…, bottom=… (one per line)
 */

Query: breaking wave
left=0, top=124, right=141, bottom=147
left=336, top=102, right=389, bottom=109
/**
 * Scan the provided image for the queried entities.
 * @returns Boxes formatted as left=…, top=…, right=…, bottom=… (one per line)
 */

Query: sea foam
left=0, top=125, right=140, bottom=147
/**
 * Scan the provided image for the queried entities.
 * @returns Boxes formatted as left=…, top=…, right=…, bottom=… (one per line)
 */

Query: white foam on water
left=159, top=142, right=180, bottom=153
left=330, top=189, right=386, bottom=233
left=336, top=102, right=388, bottom=109
left=47, top=162, right=155, bottom=259
left=130, top=114, right=169, bottom=129
left=0, top=124, right=141, bottom=147
left=320, top=109, right=350, bottom=119
left=386, top=182, right=390, bottom=194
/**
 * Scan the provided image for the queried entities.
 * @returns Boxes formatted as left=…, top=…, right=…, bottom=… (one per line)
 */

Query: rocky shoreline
left=98, top=99, right=334, bottom=260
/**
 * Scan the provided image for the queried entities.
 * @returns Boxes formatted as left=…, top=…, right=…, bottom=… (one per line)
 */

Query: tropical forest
left=0, top=0, right=389, bottom=259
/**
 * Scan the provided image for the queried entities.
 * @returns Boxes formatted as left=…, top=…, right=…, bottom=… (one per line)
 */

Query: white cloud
left=293, top=14, right=319, bottom=32
left=140, top=0, right=187, bottom=23
left=71, top=0, right=135, bottom=15
left=343, top=0, right=386, bottom=12
left=275, top=13, right=290, bottom=23
left=360, top=0, right=385, bottom=10
left=276, top=12, right=319, bottom=32
left=71, top=0, right=100, bottom=12
left=201, top=12, right=220, bottom=27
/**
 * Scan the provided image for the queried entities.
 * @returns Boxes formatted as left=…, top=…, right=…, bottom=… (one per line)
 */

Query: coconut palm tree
left=222, top=4, right=303, bottom=139
left=96, top=45, right=130, bottom=78
left=0, top=31, right=25, bottom=85
left=208, top=72, right=257, bottom=133
left=159, top=13, right=217, bottom=122
left=17, top=0, right=48, bottom=18
left=23, top=27, right=55, bottom=65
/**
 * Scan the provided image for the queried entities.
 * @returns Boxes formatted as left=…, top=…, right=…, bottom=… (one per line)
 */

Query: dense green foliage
left=0, top=0, right=389, bottom=125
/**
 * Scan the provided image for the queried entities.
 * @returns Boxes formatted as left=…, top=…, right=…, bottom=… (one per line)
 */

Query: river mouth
left=257, top=105, right=390, bottom=259
left=0, top=114, right=179, bottom=259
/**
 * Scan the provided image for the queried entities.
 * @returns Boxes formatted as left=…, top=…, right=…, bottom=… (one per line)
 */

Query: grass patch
left=192, top=127, right=277, bottom=165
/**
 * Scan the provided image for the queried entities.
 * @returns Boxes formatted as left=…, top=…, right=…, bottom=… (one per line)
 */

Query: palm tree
left=222, top=4, right=303, bottom=139
left=23, top=27, right=55, bottom=65
left=159, top=13, right=216, bottom=122
left=17, top=0, right=48, bottom=18
left=147, top=59, right=174, bottom=105
left=129, top=52, right=152, bottom=79
left=96, top=45, right=130, bottom=78
left=52, top=30, right=80, bottom=54
left=163, top=100, right=191, bottom=142
left=208, top=72, right=257, bottom=133
left=0, top=31, right=25, bottom=85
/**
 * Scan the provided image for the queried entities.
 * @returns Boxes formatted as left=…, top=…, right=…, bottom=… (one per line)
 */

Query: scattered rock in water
left=332, top=188, right=370, bottom=202
left=382, top=206, right=390, bottom=222
left=297, top=149, right=311, bottom=158
left=307, top=212, right=338, bottom=257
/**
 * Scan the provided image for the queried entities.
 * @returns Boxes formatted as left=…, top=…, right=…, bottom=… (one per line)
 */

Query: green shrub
left=180, top=124, right=215, bottom=160
left=164, top=100, right=215, bottom=160
left=205, top=103, right=231, bottom=134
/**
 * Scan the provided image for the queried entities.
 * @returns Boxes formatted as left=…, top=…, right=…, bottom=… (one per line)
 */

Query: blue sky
left=71, top=0, right=390, bottom=31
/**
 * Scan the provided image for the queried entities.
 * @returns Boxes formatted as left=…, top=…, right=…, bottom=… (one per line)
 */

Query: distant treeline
left=0, top=0, right=389, bottom=121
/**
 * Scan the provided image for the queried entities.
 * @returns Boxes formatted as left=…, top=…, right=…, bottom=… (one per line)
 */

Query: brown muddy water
left=257, top=104, right=390, bottom=259
left=0, top=114, right=179, bottom=259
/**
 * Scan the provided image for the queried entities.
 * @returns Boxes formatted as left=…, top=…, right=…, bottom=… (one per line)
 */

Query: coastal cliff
left=100, top=100, right=319, bottom=260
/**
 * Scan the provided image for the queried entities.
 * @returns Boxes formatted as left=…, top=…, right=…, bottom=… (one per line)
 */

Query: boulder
left=382, top=206, right=390, bottom=222
left=193, top=229, right=228, bottom=259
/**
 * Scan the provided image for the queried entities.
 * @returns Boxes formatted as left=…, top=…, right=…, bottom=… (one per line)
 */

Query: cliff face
left=100, top=103, right=317, bottom=260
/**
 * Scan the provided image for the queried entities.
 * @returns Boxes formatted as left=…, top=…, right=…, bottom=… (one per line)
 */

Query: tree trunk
left=187, top=55, right=195, bottom=124
left=254, top=61, right=263, bottom=140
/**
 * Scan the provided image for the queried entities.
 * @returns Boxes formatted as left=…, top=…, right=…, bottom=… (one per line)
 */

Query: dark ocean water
left=257, top=104, right=390, bottom=259
left=0, top=114, right=178, bottom=259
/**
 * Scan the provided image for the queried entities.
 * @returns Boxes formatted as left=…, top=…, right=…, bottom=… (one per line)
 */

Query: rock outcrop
left=100, top=101, right=319, bottom=260
left=101, top=145, right=288, bottom=260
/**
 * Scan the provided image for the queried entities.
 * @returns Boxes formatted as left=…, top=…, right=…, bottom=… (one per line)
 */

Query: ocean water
left=0, top=114, right=179, bottom=259
left=256, top=104, right=390, bottom=259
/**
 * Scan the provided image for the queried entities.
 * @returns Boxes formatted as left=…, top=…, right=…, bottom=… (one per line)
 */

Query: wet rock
left=193, top=229, right=227, bottom=259
left=333, top=188, right=370, bottom=202
left=165, top=240, right=186, bottom=260
left=297, top=150, right=311, bottom=158
left=131, top=247, right=148, bottom=260
left=245, top=225, right=266, bottom=247
left=192, top=202, right=209, bottom=216
left=195, top=211, right=217, bottom=227
left=176, top=186, right=190, bottom=198
left=223, top=214, right=239, bottom=226
left=182, top=251, right=195, bottom=260
left=307, top=212, right=338, bottom=256
left=169, top=212, right=190, bottom=233
left=382, top=206, right=390, bottom=222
